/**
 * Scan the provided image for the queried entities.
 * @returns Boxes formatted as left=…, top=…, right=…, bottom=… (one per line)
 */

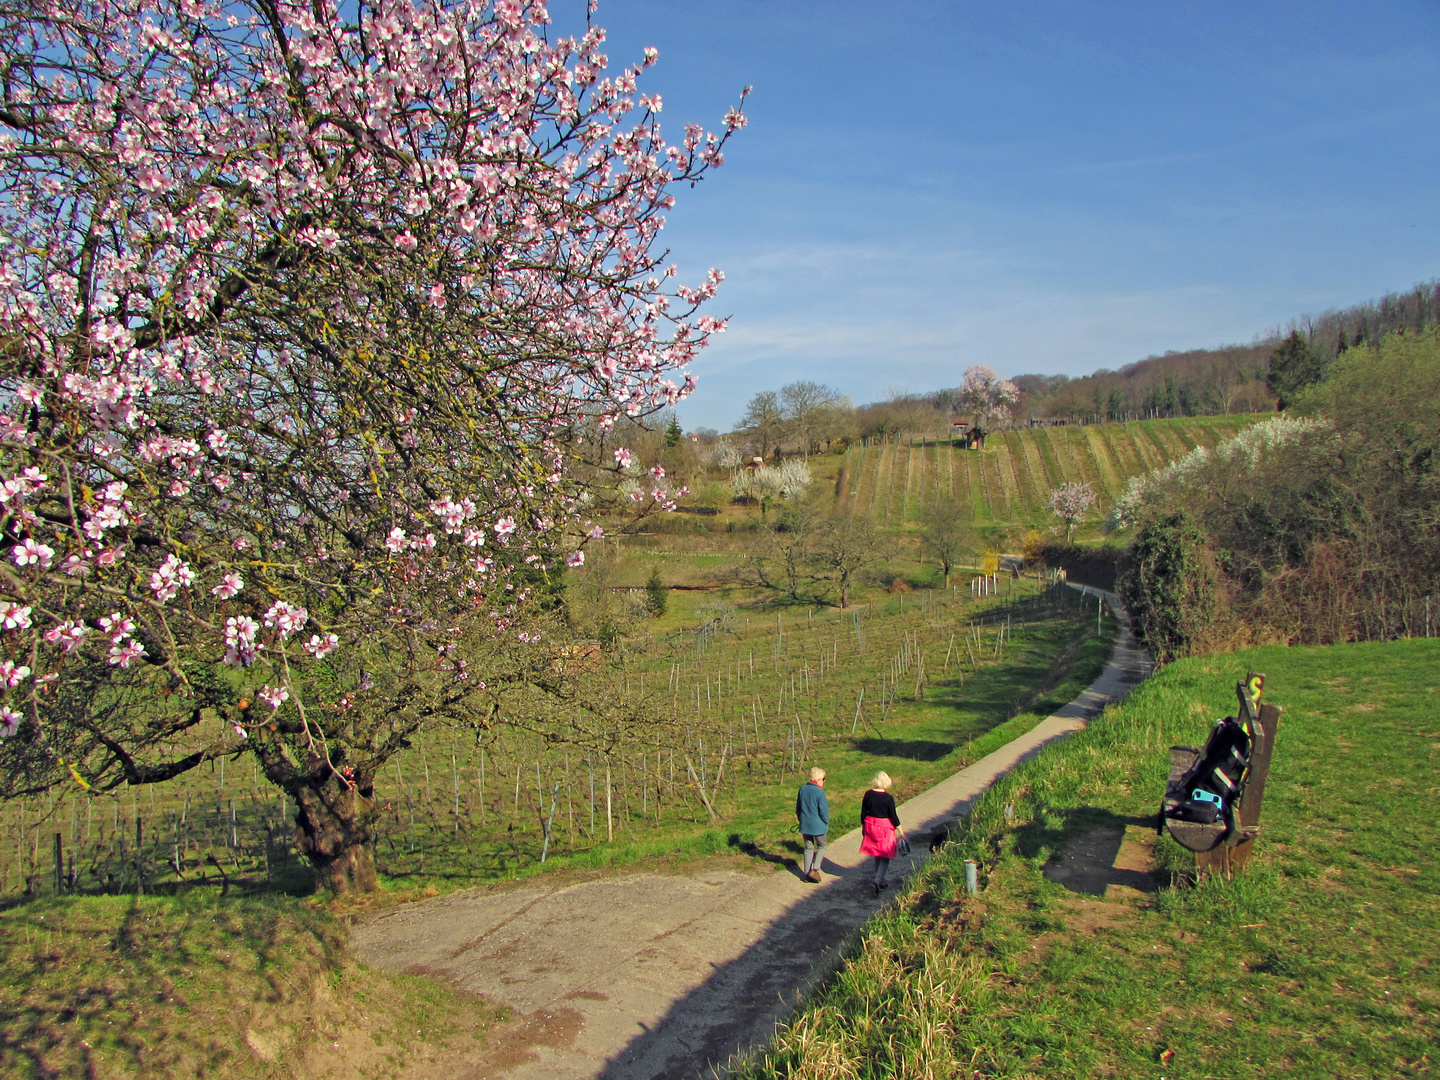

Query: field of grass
left=0, top=580, right=1113, bottom=900
left=735, top=637, right=1440, bottom=1079
left=826, top=414, right=1268, bottom=537
left=0, top=891, right=497, bottom=1078
left=0, top=584, right=1120, bottom=1076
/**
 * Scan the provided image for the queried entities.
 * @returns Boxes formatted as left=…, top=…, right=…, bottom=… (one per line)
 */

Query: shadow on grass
left=1, top=890, right=346, bottom=1077
left=850, top=737, right=954, bottom=761
left=1017, top=806, right=1162, bottom=897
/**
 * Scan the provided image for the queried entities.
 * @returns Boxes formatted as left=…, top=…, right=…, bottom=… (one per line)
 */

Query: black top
left=861, top=789, right=900, bottom=827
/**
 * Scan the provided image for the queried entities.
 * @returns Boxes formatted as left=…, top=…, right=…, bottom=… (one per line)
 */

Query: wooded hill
left=837, top=276, right=1440, bottom=436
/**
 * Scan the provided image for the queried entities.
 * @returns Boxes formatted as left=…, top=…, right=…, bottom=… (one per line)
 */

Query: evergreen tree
left=1266, top=331, right=1327, bottom=407
left=665, top=416, right=684, bottom=448
left=644, top=567, right=669, bottom=617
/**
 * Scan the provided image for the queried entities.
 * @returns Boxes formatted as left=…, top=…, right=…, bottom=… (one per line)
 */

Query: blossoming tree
left=0, top=0, right=745, bottom=890
left=1048, top=482, right=1098, bottom=543
left=957, top=364, right=1019, bottom=428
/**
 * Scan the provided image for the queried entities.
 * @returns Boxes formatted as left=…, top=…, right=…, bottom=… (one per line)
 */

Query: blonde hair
left=871, top=771, right=892, bottom=791
left=808, top=767, right=826, bottom=782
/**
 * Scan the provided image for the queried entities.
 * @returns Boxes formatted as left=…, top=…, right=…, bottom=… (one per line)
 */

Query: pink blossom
left=96, top=548, right=123, bottom=566
left=257, top=684, right=289, bottom=710
left=303, top=632, right=339, bottom=658
left=0, top=661, right=30, bottom=687
left=232, top=723, right=248, bottom=740
left=59, top=555, right=91, bottom=578
left=385, top=527, right=408, bottom=553
left=43, top=620, right=88, bottom=653
left=395, top=232, right=418, bottom=252
left=98, top=612, right=136, bottom=640
left=494, top=516, right=516, bottom=540
left=613, top=447, right=632, bottom=468
left=108, top=640, right=145, bottom=668
left=263, top=601, right=309, bottom=639
left=649, top=464, right=665, bottom=480
left=149, top=553, right=192, bottom=601
left=224, top=615, right=260, bottom=667
left=13, top=538, right=54, bottom=568
left=211, top=571, right=243, bottom=599
left=566, top=550, right=585, bottom=567
left=0, top=603, right=33, bottom=630
left=0, top=708, right=20, bottom=738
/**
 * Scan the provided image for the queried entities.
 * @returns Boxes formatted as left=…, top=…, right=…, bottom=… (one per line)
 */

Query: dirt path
left=350, top=587, right=1152, bottom=1079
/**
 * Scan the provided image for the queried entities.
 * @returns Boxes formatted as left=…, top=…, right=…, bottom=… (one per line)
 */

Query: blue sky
left=584, top=1, right=1440, bottom=432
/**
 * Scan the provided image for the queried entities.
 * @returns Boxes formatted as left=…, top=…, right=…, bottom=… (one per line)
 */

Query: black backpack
left=1165, top=715, right=1251, bottom=827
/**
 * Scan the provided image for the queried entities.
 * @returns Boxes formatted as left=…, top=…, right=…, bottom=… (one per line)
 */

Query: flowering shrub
left=0, top=0, right=744, bottom=889
left=1106, top=416, right=1328, bottom=532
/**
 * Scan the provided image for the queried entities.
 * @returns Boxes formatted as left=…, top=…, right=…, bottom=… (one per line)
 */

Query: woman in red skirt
left=859, top=771, right=906, bottom=897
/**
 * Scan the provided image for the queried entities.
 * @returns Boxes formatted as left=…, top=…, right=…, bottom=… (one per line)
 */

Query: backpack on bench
left=1165, top=715, right=1251, bottom=827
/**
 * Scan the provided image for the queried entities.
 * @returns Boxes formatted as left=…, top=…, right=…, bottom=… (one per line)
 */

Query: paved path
left=351, top=587, right=1152, bottom=1080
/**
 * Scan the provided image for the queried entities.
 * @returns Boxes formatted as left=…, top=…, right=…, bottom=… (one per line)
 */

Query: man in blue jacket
left=795, top=767, right=829, bottom=882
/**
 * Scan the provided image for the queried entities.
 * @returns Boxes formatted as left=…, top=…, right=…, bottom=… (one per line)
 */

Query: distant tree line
left=742, top=277, right=1440, bottom=442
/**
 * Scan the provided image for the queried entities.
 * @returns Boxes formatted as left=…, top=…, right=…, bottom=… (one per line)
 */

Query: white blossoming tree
left=0, top=0, right=744, bottom=890
left=1047, top=482, right=1098, bottom=543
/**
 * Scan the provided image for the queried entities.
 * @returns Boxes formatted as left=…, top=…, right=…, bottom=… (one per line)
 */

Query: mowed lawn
left=738, top=638, right=1440, bottom=1079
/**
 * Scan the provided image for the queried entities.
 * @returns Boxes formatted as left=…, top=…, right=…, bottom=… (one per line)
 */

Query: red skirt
left=859, top=815, right=898, bottom=858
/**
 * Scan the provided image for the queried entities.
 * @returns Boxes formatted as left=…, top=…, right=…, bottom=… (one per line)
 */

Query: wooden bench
left=1160, top=672, right=1281, bottom=878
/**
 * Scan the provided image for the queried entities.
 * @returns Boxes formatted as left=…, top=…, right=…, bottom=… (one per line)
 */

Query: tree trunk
left=292, top=772, right=379, bottom=893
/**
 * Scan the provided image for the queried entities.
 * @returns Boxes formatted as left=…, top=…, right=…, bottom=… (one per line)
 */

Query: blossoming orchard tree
left=1048, top=482, right=1098, bottom=543
left=0, top=0, right=745, bottom=890
left=957, top=364, right=1019, bottom=428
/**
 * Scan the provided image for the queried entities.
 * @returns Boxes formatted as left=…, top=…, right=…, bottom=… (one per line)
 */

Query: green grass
left=365, top=584, right=1115, bottom=891
left=734, top=638, right=1440, bottom=1079
left=4, top=579, right=1104, bottom=902
left=0, top=891, right=494, bottom=1078
left=835, top=416, right=1266, bottom=543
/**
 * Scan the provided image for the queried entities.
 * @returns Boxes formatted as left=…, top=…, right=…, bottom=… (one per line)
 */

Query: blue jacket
left=795, top=782, right=830, bottom=835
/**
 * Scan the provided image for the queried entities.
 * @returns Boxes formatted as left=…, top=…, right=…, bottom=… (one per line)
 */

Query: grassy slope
left=0, top=597, right=1116, bottom=1079
left=367, top=587, right=1115, bottom=888
left=0, top=891, right=497, bottom=1079
left=829, top=414, right=1264, bottom=541
left=737, top=638, right=1440, bottom=1079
